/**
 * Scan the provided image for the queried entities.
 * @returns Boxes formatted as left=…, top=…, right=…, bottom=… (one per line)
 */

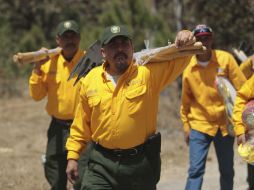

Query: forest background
left=0, top=1, right=253, bottom=189
left=1, top=0, right=254, bottom=97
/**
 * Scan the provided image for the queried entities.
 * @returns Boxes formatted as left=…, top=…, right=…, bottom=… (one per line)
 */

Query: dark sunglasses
left=193, top=27, right=213, bottom=36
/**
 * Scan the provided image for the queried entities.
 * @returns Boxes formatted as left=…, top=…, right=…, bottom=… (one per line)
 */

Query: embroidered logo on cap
left=64, top=21, right=72, bottom=29
left=111, top=26, right=120, bottom=33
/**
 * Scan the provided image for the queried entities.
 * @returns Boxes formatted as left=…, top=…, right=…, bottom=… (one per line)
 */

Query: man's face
left=195, top=35, right=213, bottom=50
left=102, top=36, right=133, bottom=75
left=56, top=31, right=80, bottom=54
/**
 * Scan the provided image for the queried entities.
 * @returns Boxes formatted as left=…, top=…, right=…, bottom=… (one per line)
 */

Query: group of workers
left=28, top=19, right=254, bottom=190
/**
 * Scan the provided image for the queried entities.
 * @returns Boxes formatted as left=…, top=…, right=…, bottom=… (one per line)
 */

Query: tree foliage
left=183, top=0, right=254, bottom=49
left=99, top=0, right=170, bottom=50
left=1, top=0, right=254, bottom=95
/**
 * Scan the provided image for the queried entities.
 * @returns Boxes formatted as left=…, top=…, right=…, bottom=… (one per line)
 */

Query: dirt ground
left=0, top=82, right=249, bottom=190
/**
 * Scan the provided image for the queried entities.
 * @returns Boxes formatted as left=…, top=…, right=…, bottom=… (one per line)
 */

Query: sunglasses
left=193, top=27, right=213, bottom=36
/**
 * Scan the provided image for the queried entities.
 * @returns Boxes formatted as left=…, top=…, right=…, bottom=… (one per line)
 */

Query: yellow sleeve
left=29, top=70, right=47, bottom=101
left=233, top=76, right=254, bottom=135
left=73, top=81, right=82, bottom=116
left=240, top=57, right=254, bottom=80
left=227, top=54, right=246, bottom=91
left=180, top=71, right=192, bottom=133
left=66, top=81, right=92, bottom=160
left=147, top=56, right=191, bottom=92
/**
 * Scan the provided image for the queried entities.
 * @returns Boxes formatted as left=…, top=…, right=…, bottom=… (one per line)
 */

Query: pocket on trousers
left=146, top=153, right=161, bottom=184
left=145, top=133, right=161, bottom=184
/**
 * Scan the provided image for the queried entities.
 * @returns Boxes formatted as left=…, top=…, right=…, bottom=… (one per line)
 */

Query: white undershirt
left=198, top=60, right=209, bottom=67
left=106, top=72, right=119, bottom=87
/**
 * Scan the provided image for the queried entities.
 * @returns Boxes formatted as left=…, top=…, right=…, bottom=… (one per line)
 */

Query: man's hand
left=32, top=48, right=50, bottom=75
left=237, top=134, right=246, bottom=145
left=175, top=30, right=195, bottom=48
left=66, top=159, right=79, bottom=184
left=184, top=131, right=190, bottom=146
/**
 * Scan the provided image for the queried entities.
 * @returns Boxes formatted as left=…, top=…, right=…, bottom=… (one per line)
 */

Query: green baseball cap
left=100, top=25, right=132, bottom=45
left=57, top=20, right=80, bottom=36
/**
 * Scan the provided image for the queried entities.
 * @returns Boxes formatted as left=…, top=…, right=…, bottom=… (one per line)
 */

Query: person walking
left=180, top=24, right=246, bottom=190
left=235, top=57, right=254, bottom=190
left=65, top=25, right=195, bottom=190
left=29, top=20, right=84, bottom=190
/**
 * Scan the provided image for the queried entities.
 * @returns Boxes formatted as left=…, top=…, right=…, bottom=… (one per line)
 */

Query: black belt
left=52, top=117, right=73, bottom=127
left=93, top=142, right=145, bottom=157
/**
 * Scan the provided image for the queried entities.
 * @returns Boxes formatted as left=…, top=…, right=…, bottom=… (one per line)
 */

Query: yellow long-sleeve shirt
left=240, top=56, right=254, bottom=80
left=180, top=50, right=246, bottom=137
left=29, top=49, right=84, bottom=120
left=232, top=74, right=254, bottom=135
left=66, top=56, right=191, bottom=160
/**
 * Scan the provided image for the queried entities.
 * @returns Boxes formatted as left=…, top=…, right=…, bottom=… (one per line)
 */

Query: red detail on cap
left=195, top=32, right=212, bottom=37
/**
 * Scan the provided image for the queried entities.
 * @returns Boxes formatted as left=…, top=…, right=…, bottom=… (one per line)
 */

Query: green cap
left=100, top=25, right=132, bottom=45
left=57, top=20, right=80, bottom=36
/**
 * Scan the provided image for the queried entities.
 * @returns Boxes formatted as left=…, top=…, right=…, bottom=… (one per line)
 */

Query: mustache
left=114, top=52, right=128, bottom=59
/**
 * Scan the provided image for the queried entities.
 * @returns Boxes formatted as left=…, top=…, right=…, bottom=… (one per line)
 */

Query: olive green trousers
left=81, top=133, right=161, bottom=190
left=247, top=164, right=254, bottom=190
left=44, top=118, right=71, bottom=190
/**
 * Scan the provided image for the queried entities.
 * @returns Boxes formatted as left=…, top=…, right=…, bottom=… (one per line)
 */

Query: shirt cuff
left=234, top=124, right=246, bottom=136
left=183, top=123, right=190, bottom=133
left=67, top=151, right=80, bottom=160
left=30, top=71, right=43, bottom=83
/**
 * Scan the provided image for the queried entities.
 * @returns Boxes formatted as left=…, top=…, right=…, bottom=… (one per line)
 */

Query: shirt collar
left=58, top=49, right=84, bottom=66
left=101, top=60, right=136, bottom=81
left=192, top=50, right=218, bottom=67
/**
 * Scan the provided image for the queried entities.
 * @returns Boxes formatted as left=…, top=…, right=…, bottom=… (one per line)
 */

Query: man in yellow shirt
left=29, top=20, right=84, bottom=190
left=240, top=56, right=254, bottom=79
left=234, top=61, right=254, bottom=190
left=180, top=24, right=246, bottom=190
left=65, top=25, right=194, bottom=190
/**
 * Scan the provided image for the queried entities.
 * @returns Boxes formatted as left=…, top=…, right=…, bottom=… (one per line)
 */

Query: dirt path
left=158, top=131, right=248, bottom=190
left=0, top=95, right=250, bottom=190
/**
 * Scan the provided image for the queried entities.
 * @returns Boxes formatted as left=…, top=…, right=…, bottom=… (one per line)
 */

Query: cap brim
left=59, top=29, right=80, bottom=36
left=103, top=34, right=132, bottom=45
left=195, top=32, right=212, bottom=37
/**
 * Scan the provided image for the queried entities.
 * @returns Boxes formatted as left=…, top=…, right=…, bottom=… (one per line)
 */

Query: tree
left=99, top=0, right=171, bottom=50
left=156, top=0, right=254, bottom=50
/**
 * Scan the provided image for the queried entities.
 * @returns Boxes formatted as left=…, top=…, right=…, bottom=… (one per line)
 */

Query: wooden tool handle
left=13, top=47, right=62, bottom=65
